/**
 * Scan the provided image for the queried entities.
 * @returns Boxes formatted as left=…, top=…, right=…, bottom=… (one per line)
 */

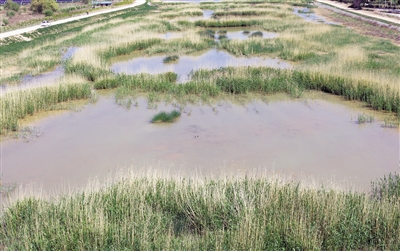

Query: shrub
left=5, top=0, right=19, bottom=12
left=30, top=0, right=59, bottom=14
left=6, top=10, right=15, bottom=17
left=3, top=19, right=9, bottom=25
left=43, top=9, right=53, bottom=16
left=371, top=172, right=400, bottom=202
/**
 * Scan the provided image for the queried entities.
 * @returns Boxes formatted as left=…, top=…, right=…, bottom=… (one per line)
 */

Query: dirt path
left=0, top=0, right=146, bottom=39
left=315, top=0, right=400, bottom=25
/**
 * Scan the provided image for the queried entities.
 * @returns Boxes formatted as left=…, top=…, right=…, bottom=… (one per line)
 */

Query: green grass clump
left=357, top=113, right=375, bottom=124
left=249, top=31, right=263, bottom=37
left=0, top=83, right=92, bottom=134
left=195, top=19, right=261, bottom=28
left=0, top=176, right=399, bottom=250
left=371, top=172, right=400, bottom=202
left=151, top=110, right=181, bottom=123
left=163, top=55, right=179, bottom=64
left=198, top=29, right=216, bottom=39
left=242, top=30, right=251, bottom=34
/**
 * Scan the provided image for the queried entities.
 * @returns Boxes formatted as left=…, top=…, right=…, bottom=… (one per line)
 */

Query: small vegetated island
left=0, top=0, right=399, bottom=249
left=151, top=110, right=181, bottom=123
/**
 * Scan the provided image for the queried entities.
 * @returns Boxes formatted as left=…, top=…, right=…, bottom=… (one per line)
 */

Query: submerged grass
left=1, top=173, right=399, bottom=250
left=163, top=55, right=180, bottom=63
left=151, top=110, right=181, bottom=123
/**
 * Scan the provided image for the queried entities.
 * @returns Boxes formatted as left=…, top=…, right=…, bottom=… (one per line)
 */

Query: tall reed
left=1, top=173, right=399, bottom=250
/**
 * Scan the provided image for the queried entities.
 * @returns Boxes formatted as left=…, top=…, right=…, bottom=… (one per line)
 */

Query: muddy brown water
left=1, top=94, right=398, bottom=193
left=111, top=48, right=291, bottom=82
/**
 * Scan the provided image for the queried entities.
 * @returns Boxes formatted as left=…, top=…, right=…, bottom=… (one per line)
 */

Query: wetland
left=0, top=0, right=399, bottom=249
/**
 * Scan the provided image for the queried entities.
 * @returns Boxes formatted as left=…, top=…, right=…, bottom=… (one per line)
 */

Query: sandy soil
left=316, top=0, right=400, bottom=24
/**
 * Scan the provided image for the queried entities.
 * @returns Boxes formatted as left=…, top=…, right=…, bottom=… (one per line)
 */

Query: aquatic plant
left=163, top=55, right=179, bottom=64
left=0, top=83, right=92, bottom=134
left=151, top=110, right=181, bottom=123
left=198, top=29, right=216, bottom=39
left=357, top=113, right=375, bottom=124
left=242, top=30, right=251, bottom=34
left=383, top=118, right=399, bottom=128
left=218, top=34, right=228, bottom=40
left=1, top=174, right=399, bottom=250
left=249, top=31, right=263, bottom=37
left=371, top=171, right=400, bottom=202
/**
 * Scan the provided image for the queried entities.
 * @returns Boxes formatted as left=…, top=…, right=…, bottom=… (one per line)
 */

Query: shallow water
left=1, top=47, right=78, bottom=95
left=293, top=7, right=339, bottom=25
left=111, top=49, right=291, bottom=82
left=210, top=28, right=278, bottom=40
left=203, top=9, right=214, bottom=19
left=2, top=94, right=398, bottom=192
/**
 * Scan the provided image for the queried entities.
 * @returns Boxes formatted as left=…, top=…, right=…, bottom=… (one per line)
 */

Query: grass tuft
left=1, top=174, right=400, bottom=250
left=163, top=55, right=179, bottom=64
left=151, top=110, right=181, bottom=123
left=249, top=31, right=263, bottom=37
left=357, top=113, right=375, bottom=124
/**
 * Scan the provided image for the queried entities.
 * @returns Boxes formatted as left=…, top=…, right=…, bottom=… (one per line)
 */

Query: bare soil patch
left=315, top=7, right=400, bottom=44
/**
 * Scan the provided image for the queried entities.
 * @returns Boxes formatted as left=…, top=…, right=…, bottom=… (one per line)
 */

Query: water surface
left=111, top=49, right=291, bottom=82
left=2, top=95, right=398, bottom=192
left=293, top=7, right=340, bottom=25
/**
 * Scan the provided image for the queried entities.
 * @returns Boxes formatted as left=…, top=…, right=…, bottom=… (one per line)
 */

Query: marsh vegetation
left=0, top=0, right=399, bottom=249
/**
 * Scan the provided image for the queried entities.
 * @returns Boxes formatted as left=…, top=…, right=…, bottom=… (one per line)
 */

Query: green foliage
left=163, top=55, right=179, bottom=63
left=6, top=10, right=15, bottom=17
left=43, top=9, right=54, bottom=17
left=30, top=0, right=59, bottom=14
left=371, top=172, right=400, bottom=202
left=5, top=0, right=19, bottom=12
left=198, top=29, right=216, bottom=39
left=249, top=31, right=263, bottom=37
left=151, top=110, right=181, bottom=123
left=3, top=18, right=9, bottom=25
left=0, top=177, right=399, bottom=250
left=357, top=113, right=375, bottom=124
left=0, top=84, right=92, bottom=134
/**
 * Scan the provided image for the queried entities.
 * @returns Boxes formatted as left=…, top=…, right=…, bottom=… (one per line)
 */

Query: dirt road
left=0, top=0, right=146, bottom=39
left=316, top=0, right=400, bottom=25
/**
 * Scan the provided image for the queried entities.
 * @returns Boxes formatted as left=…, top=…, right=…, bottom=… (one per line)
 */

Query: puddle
left=62, top=47, right=79, bottom=60
left=160, top=32, right=185, bottom=39
left=1, top=47, right=78, bottom=95
left=202, top=9, right=214, bottom=19
left=293, top=7, right=340, bottom=25
left=111, top=49, right=291, bottom=82
left=209, top=28, right=278, bottom=40
left=1, top=94, right=398, bottom=192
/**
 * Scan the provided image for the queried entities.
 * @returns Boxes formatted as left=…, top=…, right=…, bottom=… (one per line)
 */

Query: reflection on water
left=2, top=95, right=398, bottom=192
left=210, top=28, right=278, bottom=40
left=160, top=28, right=277, bottom=41
left=111, top=49, right=291, bottom=82
left=293, top=7, right=340, bottom=25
